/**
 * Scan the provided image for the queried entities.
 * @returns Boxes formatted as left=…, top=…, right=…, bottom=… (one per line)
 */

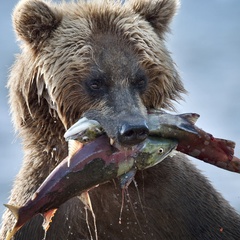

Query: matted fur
left=1, top=0, right=240, bottom=239
left=9, top=0, right=184, bottom=127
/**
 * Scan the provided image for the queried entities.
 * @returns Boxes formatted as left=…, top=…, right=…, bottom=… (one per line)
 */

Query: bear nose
left=118, top=121, right=149, bottom=146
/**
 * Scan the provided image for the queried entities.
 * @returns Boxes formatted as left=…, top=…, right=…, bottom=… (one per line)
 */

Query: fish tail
left=5, top=227, right=20, bottom=240
left=4, top=204, right=23, bottom=239
left=4, top=204, right=20, bottom=220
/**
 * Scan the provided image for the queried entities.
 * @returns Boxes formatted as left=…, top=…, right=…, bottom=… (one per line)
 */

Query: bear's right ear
left=13, top=0, right=62, bottom=49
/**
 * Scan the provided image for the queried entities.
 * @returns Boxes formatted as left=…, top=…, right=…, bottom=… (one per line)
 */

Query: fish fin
left=4, top=204, right=20, bottom=220
left=120, top=169, right=137, bottom=190
left=179, top=123, right=198, bottom=135
left=180, top=113, right=200, bottom=124
left=67, top=140, right=83, bottom=167
left=42, top=208, right=57, bottom=232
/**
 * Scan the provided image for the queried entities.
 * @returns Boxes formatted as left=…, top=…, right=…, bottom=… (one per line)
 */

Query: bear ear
left=13, top=0, right=62, bottom=49
left=130, top=0, right=179, bottom=34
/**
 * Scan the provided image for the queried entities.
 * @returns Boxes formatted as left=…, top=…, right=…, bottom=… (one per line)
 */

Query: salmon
left=5, top=109, right=240, bottom=239
left=5, top=135, right=177, bottom=239
left=65, top=109, right=239, bottom=173
left=148, top=109, right=239, bottom=173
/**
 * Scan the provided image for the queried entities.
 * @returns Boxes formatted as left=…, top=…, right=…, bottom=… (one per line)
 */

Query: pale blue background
left=1, top=0, right=240, bottom=219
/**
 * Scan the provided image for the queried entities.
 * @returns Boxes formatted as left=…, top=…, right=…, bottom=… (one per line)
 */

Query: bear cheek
left=55, top=88, right=104, bottom=129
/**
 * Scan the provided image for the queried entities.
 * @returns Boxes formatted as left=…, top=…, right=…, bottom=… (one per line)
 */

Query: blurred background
left=0, top=0, right=240, bottom=219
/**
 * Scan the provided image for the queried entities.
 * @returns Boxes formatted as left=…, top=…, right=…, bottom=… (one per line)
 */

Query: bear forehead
left=40, top=5, right=159, bottom=84
left=42, top=1, right=162, bottom=54
left=12, top=0, right=184, bottom=112
left=90, top=34, right=141, bottom=82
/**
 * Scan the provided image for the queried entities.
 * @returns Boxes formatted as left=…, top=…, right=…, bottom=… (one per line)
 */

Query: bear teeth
left=110, top=138, right=115, bottom=146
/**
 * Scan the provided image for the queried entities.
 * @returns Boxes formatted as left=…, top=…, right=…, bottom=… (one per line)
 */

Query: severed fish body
left=5, top=135, right=177, bottom=239
left=66, top=110, right=239, bottom=173
left=147, top=109, right=239, bottom=172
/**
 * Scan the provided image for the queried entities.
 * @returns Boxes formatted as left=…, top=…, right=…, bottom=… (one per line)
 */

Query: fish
left=66, top=109, right=240, bottom=173
left=147, top=109, right=239, bottom=173
left=5, top=135, right=177, bottom=239
left=5, top=109, right=240, bottom=238
left=119, top=137, right=178, bottom=188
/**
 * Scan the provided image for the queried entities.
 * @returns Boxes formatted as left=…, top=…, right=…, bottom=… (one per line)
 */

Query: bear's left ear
left=130, top=0, right=179, bottom=35
left=13, top=0, right=62, bottom=49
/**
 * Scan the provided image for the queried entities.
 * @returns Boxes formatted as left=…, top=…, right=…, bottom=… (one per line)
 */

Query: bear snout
left=117, top=120, right=149, bottom=146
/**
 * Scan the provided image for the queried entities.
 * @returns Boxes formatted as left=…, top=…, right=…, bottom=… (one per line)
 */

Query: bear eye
left=89, top=80, right=102, bottom=90
left=132, top=69, right=148, bottom=92
left=85, top=77, right=107, bottom=97
left=137, top=79, right=146, bottom=88
left=133, top=77, right=147, bottom=92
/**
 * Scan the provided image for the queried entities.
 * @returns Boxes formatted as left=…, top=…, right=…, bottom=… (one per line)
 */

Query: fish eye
left=82, top=136, right=90, bottom=142
left=158, top=148, right=164, bottom=154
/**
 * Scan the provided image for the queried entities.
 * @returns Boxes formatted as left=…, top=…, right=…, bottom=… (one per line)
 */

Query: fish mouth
left=64, top=117, right=105, bottom=143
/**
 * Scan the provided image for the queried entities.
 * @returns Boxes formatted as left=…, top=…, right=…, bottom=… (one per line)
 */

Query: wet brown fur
left=1, top=0, right=240, bottom=239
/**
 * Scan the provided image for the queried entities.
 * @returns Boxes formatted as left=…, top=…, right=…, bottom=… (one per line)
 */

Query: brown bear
left=1, top=0, right=240, bottom=239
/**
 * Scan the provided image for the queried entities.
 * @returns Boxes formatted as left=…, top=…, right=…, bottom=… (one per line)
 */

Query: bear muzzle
left=117, top=120, right=149, bottom=146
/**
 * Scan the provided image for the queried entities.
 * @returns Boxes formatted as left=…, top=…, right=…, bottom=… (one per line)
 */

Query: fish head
left=135, top=137, right=178, bottom=170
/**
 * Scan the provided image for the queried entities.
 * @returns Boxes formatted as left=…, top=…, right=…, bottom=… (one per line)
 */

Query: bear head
left=11, top=0, right=185, bottom=147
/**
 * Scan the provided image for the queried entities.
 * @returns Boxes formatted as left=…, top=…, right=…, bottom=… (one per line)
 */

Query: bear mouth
left=64, top=116, right=135, bottom=155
